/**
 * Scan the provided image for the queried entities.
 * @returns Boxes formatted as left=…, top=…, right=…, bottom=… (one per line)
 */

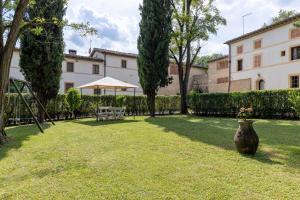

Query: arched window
left=258, top=80, right=265, bottom=90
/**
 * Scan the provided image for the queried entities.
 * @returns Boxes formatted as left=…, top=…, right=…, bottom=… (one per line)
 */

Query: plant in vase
left=234, top=107, right=259, bottom=155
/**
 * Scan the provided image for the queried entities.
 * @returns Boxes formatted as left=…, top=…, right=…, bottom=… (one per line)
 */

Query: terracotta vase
left=234, top=120, right=259, bottom=155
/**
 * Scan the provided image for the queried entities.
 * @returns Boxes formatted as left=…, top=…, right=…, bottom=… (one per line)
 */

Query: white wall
left=230, top=23, right=300, bottom=90
left=61, top=57, right=104, bottom=95
left=9, top=50, right=105, bottom=95
left=95, top=52, right=143, bottom=95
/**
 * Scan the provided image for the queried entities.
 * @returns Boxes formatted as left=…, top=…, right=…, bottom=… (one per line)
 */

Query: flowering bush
left=237, top=107, right=253, bottom=121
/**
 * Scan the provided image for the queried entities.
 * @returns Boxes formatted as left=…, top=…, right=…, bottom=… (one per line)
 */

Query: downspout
left=228, top=44, right=232, bottom=93
left=104, top=53, right=107, bottom=95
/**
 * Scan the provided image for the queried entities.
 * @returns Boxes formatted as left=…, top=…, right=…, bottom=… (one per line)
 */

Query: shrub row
left=188, top=90, right=300, bottom=119
left=4, top=94, right=181, bottom=124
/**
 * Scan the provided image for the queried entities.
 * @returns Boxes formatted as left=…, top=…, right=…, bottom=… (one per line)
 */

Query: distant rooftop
left=207, top=55, right=229, bottom=63
left=225, top=13, right=300, bottom=44
left=64, top=53, right=104, bottom=62
left=90, top=48, right=138, bottom=58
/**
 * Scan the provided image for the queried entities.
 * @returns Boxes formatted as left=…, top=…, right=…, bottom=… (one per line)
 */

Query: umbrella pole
left=114, top=89, right=117, bottom=106
left=134, top=88, right=136, bottom=120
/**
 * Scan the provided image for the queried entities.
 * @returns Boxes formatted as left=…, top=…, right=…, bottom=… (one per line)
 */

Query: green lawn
left=0, top=116, right=300, bottom=199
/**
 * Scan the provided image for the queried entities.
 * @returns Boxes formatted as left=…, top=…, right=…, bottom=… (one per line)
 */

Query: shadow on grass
left=0, top=124, right=50, bottom=160
left=72, top=119, right=139, bottom=127
left=145, top=116, right=300, bottom=168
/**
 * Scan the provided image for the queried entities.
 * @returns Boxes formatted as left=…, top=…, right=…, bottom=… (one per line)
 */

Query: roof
left=91, top=48, right=138, bottom=58
left=225, top=14, right=300, bottom=44
left=207, top=55, right=229, bottom=63
left=192, top=64, right=208, bottom=69
left=14, top=48, right=103, bottom=62
left=78, top=77, right=138, bottom=89
left=64, top=54, right=104, bottom=62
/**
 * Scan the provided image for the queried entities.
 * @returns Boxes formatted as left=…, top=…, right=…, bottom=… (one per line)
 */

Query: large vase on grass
left=234, top=120, right=259, bottom=155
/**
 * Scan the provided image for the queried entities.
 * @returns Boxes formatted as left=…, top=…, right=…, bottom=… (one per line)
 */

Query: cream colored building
left=158, top=63, right=208, bottom=95
left=225, top=14, right=300, bottom=91
left=208, top=56, right=252, bottom=93
left=10, top=48, right=208, bottom=95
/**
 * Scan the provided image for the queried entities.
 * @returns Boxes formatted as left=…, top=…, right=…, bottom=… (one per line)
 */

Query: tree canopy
left=170, top=0, right=226, bottom=114
left=137, top=0, right=173, bottom=117
left=20, top=0, right=65, bottom=122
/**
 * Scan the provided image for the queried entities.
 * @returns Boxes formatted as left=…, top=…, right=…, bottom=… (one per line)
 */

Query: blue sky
left=65, top=0, right=300, bottom=56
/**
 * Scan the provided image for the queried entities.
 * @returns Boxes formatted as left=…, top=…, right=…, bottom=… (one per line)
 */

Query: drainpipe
left=104, top=53, right=107, bottom=95
left=228, top=44, right=232, bottom=93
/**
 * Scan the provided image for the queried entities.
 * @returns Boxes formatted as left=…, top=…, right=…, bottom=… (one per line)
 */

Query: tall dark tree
left=20, top=0, right=65, bottom=122
left=137, top=0, right=172, bottom=117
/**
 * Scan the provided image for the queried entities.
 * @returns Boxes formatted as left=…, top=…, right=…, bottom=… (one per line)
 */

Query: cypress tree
left=20, top=0, right=65, bottom=122
left=137, top=0, right=172, bottom=117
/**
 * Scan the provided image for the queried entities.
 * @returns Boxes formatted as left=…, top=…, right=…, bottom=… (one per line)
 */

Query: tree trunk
left=0, top=86, right=8, bottom=144
left=147, top=90, right=156, bottom=117
left=0, top=0, right=30, bottom=142
left=179, top=79, right=188, bottom=114
left=37, top=93, right=47, bottom=123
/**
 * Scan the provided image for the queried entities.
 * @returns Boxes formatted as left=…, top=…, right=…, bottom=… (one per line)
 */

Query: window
left=94, top=88, right=101, bottom=95
left=217, top=60, right=229, bottom=70
left=254, top=39, right=262, bottom=49
left=254, top=55, right=262, bottom=68
left=93, top=64, right=100, bottom=74
left=237, top=45, right=243, bottom=54
left=258, top=80, right=265, bottom=90
left=67, top=62, right=74, bottom=72
left=291, top=46, right=300, bottom=60
left=290, top=75, right=300, bottom=88
left=237, top=59, right=243, bottom=71
left=281, top=51, right=286, bottom=57
left=65, top=82, right=74, bottom=93
left=217, top=77, right=229, bottom=84
left=121, top=60, right=127, bottom=68
left=290, top=28, right=300, bottom=39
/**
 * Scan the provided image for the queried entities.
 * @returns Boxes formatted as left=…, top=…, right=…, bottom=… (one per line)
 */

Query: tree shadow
left=0, top=124, right=50, bottom=160
left=145, top=116, right=300, bottom=168
left=72, top=119, right=139, bottom=127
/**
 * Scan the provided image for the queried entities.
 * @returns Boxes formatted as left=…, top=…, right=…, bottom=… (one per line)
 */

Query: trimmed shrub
left=188, top=90, right=300, bottom=119
left=4, top=94, right=181, bottom=125
left=289, top=90, right=300, bottom=117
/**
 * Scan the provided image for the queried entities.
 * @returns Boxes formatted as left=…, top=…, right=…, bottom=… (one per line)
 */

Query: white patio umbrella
left=78, top=77, right=138, bottom=90
left=78, top=77, right=138, bottom=121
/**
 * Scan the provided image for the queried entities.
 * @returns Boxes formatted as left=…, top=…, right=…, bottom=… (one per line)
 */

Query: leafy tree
left=20, top=0, right=65, bottom=123
left=262, top=9, right=298, bottom=27
left=0, top=0, right=95, bottom=143
left=170, top=0, right=226, bottom=114
left=195, top=53, right=225, bottom=68
left=0, top=0, right=31, bottom=143
left=271, top=9, right=297, bottom=24
left=66, top=88, right=81, bottom=119
left=137, top=0, right=172, bottom=117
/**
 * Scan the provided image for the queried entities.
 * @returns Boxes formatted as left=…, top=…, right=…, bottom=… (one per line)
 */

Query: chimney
left=69, top=49, right=77, bottom=55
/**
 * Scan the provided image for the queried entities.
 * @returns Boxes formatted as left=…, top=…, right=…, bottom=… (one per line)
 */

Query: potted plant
left=234, top=107, right=259, bottom=155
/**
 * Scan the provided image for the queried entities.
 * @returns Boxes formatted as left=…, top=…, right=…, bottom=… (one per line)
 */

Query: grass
left=0, top=116, right=300, bottom=199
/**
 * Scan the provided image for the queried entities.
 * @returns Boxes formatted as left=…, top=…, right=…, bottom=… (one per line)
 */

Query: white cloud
left=64, top=0, right=300, bottom=56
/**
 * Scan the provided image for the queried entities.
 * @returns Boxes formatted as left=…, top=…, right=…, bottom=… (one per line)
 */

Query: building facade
left=158, top=63, right=208, bottom=95
left=10, top=48, right=208, bottom=95
left=225, top=14, right=300, bottom=92
left=208, top=56, right=252, bottom=93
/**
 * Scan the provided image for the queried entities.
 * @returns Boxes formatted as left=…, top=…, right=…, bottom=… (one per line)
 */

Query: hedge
left=188, top=90, right=300, bottom=119
left=4, top=94, right=181, bottom=125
